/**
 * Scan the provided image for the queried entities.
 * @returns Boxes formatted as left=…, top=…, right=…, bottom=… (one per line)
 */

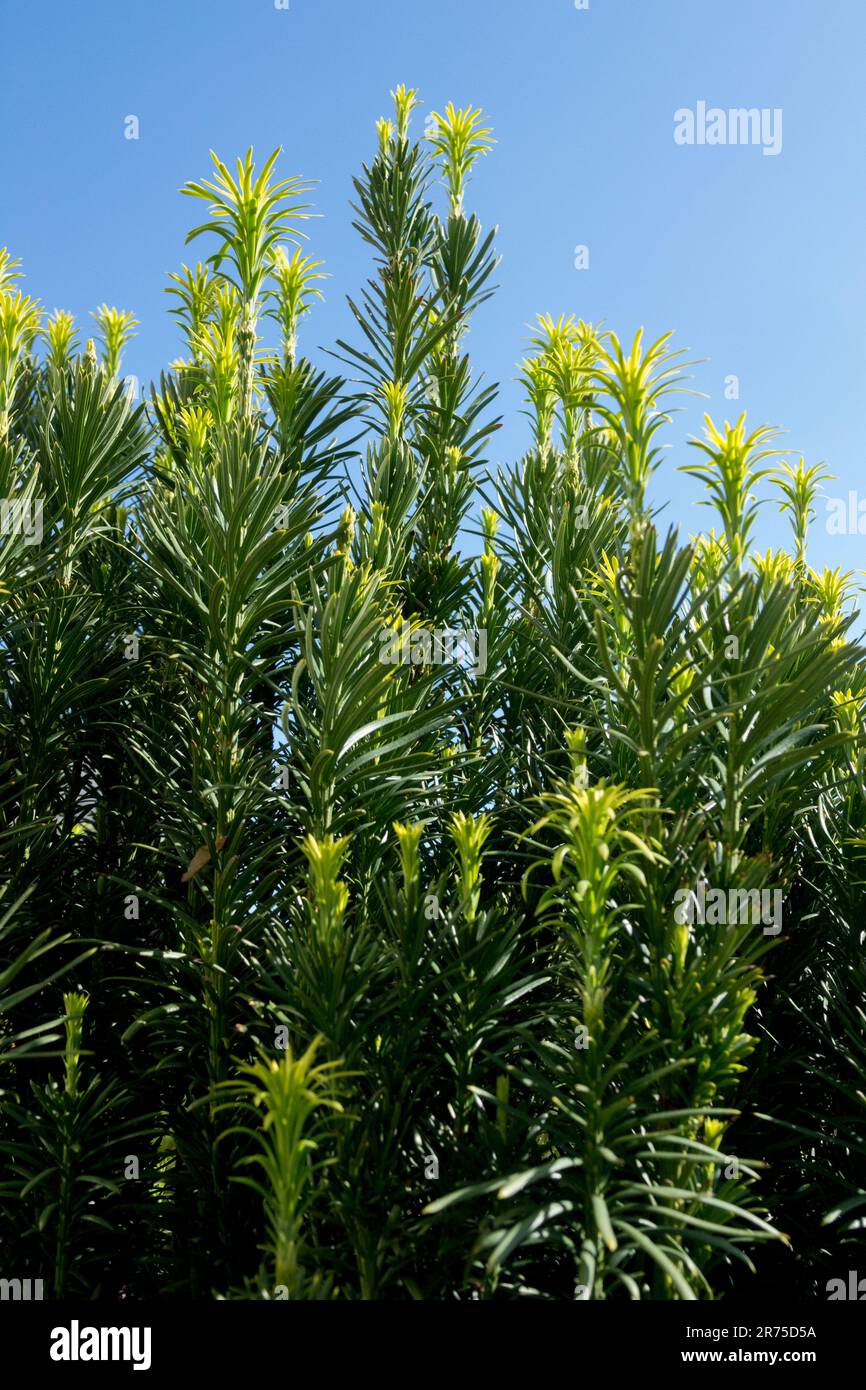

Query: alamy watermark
left=674, top=102, right=782, bottom=157
left=825, top=491, right=866, bottom=535
left=673, top=882, right=783, bottom=936
left=50, top=1320, right=152, bottom=1371
left=1, top=497, right=43, bottom=545
left=826, top=1271, right=866, bottom=1300
left=0, top=1276, right=43, bottom=1300
left=378, top=626, right=488, bottom=676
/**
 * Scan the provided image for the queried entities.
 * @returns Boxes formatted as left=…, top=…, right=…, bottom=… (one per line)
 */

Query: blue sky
left=2, top=0, right=865, bottom=571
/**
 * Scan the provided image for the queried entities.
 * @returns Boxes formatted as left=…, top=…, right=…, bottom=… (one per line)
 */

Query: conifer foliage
left=0, top=89, right=863, bottom=1300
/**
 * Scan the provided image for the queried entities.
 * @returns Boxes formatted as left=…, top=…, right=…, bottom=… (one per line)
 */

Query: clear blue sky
left=2, top=0, right=865, bottom=571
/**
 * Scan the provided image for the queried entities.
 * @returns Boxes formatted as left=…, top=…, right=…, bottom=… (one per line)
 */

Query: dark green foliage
left=0, top=92, right=863, bottom=1301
